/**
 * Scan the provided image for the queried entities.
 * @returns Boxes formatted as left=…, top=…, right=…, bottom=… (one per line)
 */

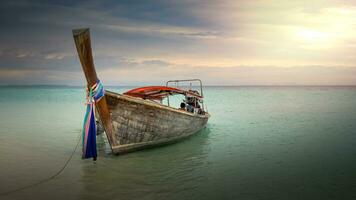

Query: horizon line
left=1, top=84, right=356, bottom=87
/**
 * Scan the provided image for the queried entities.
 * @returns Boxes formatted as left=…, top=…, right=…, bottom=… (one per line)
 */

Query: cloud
left=140, top=60, right=171, bottom=67
left=2, top=61, right=356, bottom=86
left=44, top=53, right=67, bottom=60
left=1, top=0, right=356, bottom=85
left=98, top=64, right=356, bottom=86
left=0, top=69, right=83, bottom=85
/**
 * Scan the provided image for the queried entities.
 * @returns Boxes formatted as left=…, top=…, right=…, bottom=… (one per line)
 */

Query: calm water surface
left=0, top=86, right=356, bottom=200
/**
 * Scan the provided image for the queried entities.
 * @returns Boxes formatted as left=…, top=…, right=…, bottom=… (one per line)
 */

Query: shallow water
left=1, top=86, right=356, bottom=200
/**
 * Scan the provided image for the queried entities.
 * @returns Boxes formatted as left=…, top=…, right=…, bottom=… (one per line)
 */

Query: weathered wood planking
left=73, top=28, right=117, bottom=147
left=105, top=91, right=209, bottom=154
left=73, top=28, right=210, bottom=155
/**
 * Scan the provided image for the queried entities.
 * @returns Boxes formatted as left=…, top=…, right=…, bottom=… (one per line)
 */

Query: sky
left=1, top=0, right=356, bottom=85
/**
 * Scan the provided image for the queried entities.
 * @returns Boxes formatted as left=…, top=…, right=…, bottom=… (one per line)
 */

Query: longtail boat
left=73, top=28, right=210, bottom=154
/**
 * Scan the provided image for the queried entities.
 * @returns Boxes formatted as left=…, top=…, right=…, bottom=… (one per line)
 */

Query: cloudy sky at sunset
left=1, top=0, right=356, bottom=85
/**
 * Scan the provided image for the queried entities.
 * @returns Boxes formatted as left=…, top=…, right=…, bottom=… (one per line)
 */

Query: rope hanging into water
left=0, top=81, right=105, bottom=196
left=0, top=132, right=82, bottom=196
left=82, top=80, right=105, bottom=160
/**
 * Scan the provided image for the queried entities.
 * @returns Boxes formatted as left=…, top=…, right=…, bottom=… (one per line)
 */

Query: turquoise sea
left=1, top=86, right=356, bottom=200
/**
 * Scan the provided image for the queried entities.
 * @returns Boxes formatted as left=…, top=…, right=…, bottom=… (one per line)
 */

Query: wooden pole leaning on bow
left=73, top=28, right=117, bottom=148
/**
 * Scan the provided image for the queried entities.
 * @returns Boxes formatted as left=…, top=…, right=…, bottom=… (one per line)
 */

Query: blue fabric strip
left=82, top=80, right=105, bottom=160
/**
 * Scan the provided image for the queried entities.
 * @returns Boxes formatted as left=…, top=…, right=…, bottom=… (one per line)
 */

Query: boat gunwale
left=105, top=90, right=210, bottom=119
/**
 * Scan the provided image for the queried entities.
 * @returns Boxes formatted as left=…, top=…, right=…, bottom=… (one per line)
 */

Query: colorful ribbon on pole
left=82, top=80, right=105, bottom=160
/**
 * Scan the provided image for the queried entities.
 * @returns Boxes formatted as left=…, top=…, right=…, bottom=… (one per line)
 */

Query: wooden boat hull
left=104, top=91, right=210, bottom=154
left=73, top=28, right=210, bottom=155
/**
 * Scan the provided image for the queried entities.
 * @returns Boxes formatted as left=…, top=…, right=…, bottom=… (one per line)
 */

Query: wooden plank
left=72, top=28, right=118, bottom=148
left=105, top=91, right=209, bottom=153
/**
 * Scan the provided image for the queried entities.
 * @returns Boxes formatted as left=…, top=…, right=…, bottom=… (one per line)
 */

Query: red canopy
left=124, top=86, right=202, bottom=100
